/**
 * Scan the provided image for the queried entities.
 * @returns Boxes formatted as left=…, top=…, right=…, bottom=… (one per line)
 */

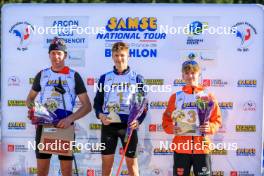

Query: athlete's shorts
left=35, top=125, right=74, bottom=160
left=173, top=152, right=211, bottom=176
left=101, top=123, right=138, bottom=158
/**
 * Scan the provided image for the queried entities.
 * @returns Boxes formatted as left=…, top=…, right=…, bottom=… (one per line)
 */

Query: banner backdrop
left=1, top=4, right=264, bottom=176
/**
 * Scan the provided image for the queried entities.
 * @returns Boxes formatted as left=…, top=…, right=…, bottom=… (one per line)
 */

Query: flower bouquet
left=125, top=93, right=148, bottom=142
left=28, top=102, right=59, bottom=125
left=196, top=95, right=214, bottom=136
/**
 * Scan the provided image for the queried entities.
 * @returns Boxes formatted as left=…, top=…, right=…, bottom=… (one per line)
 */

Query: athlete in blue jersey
left=94, top=42, right=148, bottom=176
left=26, top=37, right=92, bottom=176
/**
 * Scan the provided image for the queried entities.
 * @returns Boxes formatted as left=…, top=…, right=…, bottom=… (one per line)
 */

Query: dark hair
left=112, top=42, right=129, bottom=53
left=48, top=37, right=67, bottom=53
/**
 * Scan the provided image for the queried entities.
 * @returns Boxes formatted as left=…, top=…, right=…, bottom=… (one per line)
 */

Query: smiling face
left=181, top=62, right=200, bottom=86
left=111, top=42, right=129, bottom=73
left=182, top=70, right=200, bottom=86
left=112, top=50, right=129, bottom=73
left=49, top=50, right=67, bottom=71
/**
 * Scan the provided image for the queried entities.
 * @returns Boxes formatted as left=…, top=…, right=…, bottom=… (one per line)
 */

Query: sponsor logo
left=153, top=148, right=173, bottom=155
left=100, top=16, right=164, bottom=41
left=202, top=79, right=228, bottom=87
left=105, top=17, right=157, bottom=32
left=27, top=167, right=38, bottom=174
left=89, top=124, right=101, bottom=130
left=232, top=22, right=257, bottom=52
left=188, top=52, right=196, bottom=60
left=185, top=21, right=208, bottom=45
left=235, top=125, right=256, bottom=132
left=9, top=21, right=34, bottom=51
left=218, top=102, right=233, bottom=110
left=187, top=21, right=208, bottom=35
left=243, top=100, right=256, bottom=111
left=44, top=17, right=89, bottom=49
left=238, top=171, right=254, bottom=176
left=99, top=17, right=166, bottom=59
left=182, top=102, right=196, bottom=109
left=89, top=148, right=101, bottom=154
left=8, top=122, right=26, bottom=130
left=8, top=166, right=20, bottom=175
left=212, top=171, right=224, bottom=176
left=210, top=149, right=228, bottom=155
left=87, top=169, right=95, bottom=176
left=8, top=100, right=26, bottom=106
left=7, top=144, right=28, bottom=152
left=8, top=76, right=20, bottom=86
left=144, top=79, right=164, bottom=85
left=181, top=51, right=216, bottom=61
left=8, top=144, right=15, bottom=152
left=230, top=171, right=238, bottom=176
left=152, top=168, right=161, bottom=175
left=202, top=79, right=211, bottom=87
left=237, top=80, right=257, bottom=87
left=87, top=78, right=96, bottom=86
left=149, top=124, right=157, bottom=132
left=236, top=148, right=256, bottom=156
left=120, top=169, right=129, bottom=176
left=119, top=148, right=135, bottom=156
left=149, top=124, right=163, bottom=132
left=173, top=79, right=186, bottom=86
left=156, top=124, right=163, bottom=132
left=47, top=80, right=67, bottom=86
left=150, top=101, right=168, bottom=109
left=87, top=168, right=102, bottom=176
left=105, top=48, right=157, bottom=58
left=72, top=168, right=84, bottom=175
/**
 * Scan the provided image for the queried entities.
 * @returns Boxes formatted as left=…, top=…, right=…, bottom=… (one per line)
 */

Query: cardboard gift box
left=39, top=124, right=74, bottom=156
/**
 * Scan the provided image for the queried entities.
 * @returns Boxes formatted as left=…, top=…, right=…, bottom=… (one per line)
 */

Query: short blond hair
left=182, top=60, right=200, bottom=73
left=112, top=42, right=129, bottom=53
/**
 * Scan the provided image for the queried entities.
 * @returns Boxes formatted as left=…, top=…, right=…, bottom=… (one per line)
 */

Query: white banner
left=1, top=3, right=264, bottom=176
